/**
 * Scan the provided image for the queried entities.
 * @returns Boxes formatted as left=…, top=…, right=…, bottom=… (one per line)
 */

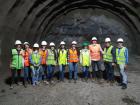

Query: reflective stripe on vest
left=80, top=49, right=90, bottom=66
left=11, top=49, right=23, bottom=69
left=89, top=44, right=101, bottom=61
left=116, top=47, right=126, bottom=64
left=103, top=45, right=113, bottom=62
left=68, top=49, right=79, bottom=62
left=58, top=49, right=67, bottom=65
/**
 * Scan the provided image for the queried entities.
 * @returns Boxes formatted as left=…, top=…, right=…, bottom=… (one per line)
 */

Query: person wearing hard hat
left=10, top=40, right=25, bottom=89
left=58, top=41, right=67, bottom=82
left=47, top=42, right=57, bottom=84
left=39, top=41, right=49, bottom=84
left=103, top=38, right=116, bottom=86
left=89, top=37, right=103, bottom=81
left=30, top=43, right=41, bottom=86
left=80, top=42, right=91, bottom=82
left=22, top=42, right=32, bottom=87
left=116, top=38, right=128, bottom=89
left=68, top=41, right=79, bottom=83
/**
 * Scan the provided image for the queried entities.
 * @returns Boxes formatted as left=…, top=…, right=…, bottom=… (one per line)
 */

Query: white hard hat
left=33, top=43, right=39, bottom=48
left=24, top=42, right=29, bottom=45
left=49, top=42, right=55, bottom=46
left=41, top=41, right=47, bottom=46
left=105, top=38, right=111, bottom=42
left=15, top=40, right=22, bottom=45
left=117, top=38, right=124, bottom=42
left=72, top=41, right=77, bottom=45
left=60, top=41, right=65, bottom=45
left=92, top=37, right=97, bottom=40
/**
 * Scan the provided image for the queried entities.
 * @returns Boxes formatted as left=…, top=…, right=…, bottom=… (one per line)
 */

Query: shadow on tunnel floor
left=4, top=70, right=121, bottom=86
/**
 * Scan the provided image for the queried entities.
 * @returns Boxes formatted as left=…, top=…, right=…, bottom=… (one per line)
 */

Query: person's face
left=61, top=45, right=65, bottom=49
left=34, top=48, right=38, bottom=52
left=16, top=45, right=22, bottom=50
left=118, top=42, right=123, bottom=47
left=42, top=45, right=46, bottom=50
left=92, top=40, right=97, bottom=44
left=51, top=46, right=55, bottom=50
left=105, top=42, right=110, bottom=47
left=25, top=44, right=29, bottom=49
left=72, top=44, right=76, bottom=49
left=84, top=46, right=88, bottom=49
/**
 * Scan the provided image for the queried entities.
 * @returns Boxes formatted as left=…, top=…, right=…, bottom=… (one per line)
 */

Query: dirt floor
left=0, top=56, right=140, bottom=105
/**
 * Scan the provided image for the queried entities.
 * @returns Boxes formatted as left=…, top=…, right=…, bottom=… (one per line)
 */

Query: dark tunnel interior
left=0, top=0, right=140, bottom=71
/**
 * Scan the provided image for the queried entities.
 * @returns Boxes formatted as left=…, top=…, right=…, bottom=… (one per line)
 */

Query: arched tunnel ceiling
left=0, top=0, right=140, bottom=66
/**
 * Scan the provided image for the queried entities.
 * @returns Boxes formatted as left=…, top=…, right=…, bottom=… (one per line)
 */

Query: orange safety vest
left=39, top=49, right=48, bottom=65
left=68, top=49, right=79, bottom=63
left=89, top=44, right=101, bottom=61
left=23, top=49, right=32, bottom=67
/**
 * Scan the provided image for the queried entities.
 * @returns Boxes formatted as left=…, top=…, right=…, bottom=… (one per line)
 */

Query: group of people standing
left=10, top=36, right=128, bottom=89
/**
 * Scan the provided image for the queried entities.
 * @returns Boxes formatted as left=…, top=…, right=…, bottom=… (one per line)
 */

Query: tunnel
left=0, top=0, right=140, bottom=72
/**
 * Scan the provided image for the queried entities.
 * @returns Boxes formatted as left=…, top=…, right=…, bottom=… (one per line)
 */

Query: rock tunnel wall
left=0, top=0, right=140, bottom=70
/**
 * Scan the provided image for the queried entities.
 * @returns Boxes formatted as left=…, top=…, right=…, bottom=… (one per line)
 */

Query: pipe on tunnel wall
left=0, top=0, right=140, bottom=70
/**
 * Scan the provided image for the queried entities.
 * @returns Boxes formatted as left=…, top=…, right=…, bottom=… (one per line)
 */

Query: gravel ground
left=0, top=56, right=140, bottom=105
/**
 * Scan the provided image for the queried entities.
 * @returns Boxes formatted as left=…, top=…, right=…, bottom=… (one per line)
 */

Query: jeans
left=31, top=66, right=40, bottom=85
left=104, top=62, right=114, bottom=81
left=59, top=65, right=66, bottom=80
left=24, top=66, right=30, bottom=81
left=91, top=61, right=102, bottom=78
left=82, top=66, right=89, bottom=78
left=69, top=62, right=78, bottom=80
left=47, top=65, right=55, bottom=80
left=118, top=64, right=127, bottom=85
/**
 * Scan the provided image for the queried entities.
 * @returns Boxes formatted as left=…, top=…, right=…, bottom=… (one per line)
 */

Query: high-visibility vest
left=47, top=49, right=56, bottom=65
left=68, top=49, right=79, bottom=63
left=103, top=45, right=113, bottom=62
left=80, top=49, right=91, bottom=66
left=116, top=47, right=126, bottom=64
left=31, top=52, right=41, bottom=65
left=58, top=49, right=67, bottom=65
left=89, top=44, right=101, bottom=61
left=23, top=49, right=32, bottom=67
left=11, top=49, right=24, bottom=70
left=39, top=49, right=48, bottom=65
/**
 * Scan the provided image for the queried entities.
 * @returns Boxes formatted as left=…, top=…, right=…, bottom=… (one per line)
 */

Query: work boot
left=122, top=84, right=127, bottom=89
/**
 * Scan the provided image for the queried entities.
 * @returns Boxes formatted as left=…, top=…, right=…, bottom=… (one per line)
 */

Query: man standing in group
left=39, top=41, right=48, bottom=84
left=89, top=37, right=103, bottom=81
left=30, top=43, right=41, bottom=86
left=10, top=40, right=25, bottom=88
left=58, top=41, right=67, bottom=82
left=116, top=38, right=128, bottom=89
left=68, top=41, right=79, bottom=83
left=22, top=42, right=32, bottom=87
left=47, top=42, right=57, bottom=84
left=103, top=38, right=116, bottom=86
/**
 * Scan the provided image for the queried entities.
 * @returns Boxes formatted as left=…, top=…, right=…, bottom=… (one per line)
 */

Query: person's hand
left=125, top=64, right=128, bottom=69
left=112, top=63, right=116, bottom=66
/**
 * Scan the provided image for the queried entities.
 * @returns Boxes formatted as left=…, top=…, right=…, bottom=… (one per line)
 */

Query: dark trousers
left=104, top=62, right=114, bottom=81
left=10, top=69, right=24, bottom=85
left=91, top=61, right=102, bottom=79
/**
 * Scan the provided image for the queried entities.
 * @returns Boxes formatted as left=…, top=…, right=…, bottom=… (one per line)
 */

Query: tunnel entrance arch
left=40, top=9, right=132, bottom=51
